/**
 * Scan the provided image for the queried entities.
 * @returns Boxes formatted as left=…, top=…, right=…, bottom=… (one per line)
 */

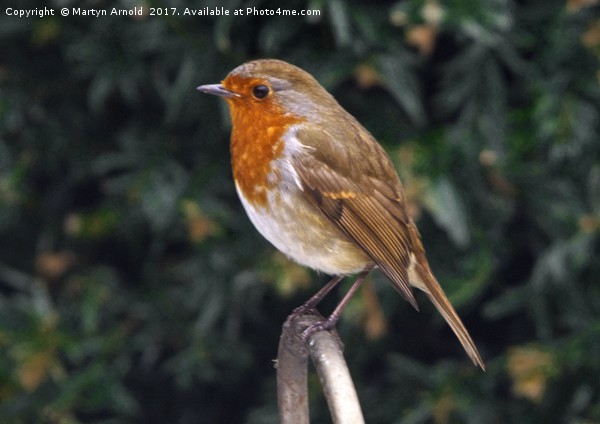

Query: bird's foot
left=300, top=315, right=338, bottom=341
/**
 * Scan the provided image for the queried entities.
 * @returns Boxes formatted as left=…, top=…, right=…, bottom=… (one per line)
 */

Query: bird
left=197, top=59, right=484, bottom=369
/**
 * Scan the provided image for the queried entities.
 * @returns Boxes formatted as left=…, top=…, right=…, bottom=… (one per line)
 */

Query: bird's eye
left=252, top=84, right=270, bottom=99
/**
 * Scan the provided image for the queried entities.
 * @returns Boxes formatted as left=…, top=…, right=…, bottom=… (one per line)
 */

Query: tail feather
left=411, top=259, right=485, bottom=370
left=405, top=221, right=484, bottom=369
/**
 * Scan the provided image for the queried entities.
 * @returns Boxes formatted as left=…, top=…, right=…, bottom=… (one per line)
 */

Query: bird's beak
left=196, top=84, right=240, bottom=98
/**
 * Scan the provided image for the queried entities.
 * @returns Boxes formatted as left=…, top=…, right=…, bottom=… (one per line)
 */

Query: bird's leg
left=291, top=274, right=345, bottom=316
left=301, top=265, right=373, bottom=341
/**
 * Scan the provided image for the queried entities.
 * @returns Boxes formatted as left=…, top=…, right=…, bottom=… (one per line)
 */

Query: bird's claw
left=300, top=320, right=335, bottom=342
left=288, top=303, right=339, bottom=342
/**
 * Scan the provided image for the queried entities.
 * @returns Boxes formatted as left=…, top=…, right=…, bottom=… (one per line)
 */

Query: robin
left=198, top=59, right=484, bottom=369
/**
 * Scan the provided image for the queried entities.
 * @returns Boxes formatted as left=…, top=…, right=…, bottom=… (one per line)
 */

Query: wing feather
left=294, top=125, right=418, bottom=309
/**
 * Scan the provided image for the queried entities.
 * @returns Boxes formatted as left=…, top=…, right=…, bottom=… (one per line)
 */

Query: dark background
left=1, top=0, right=599, bottom=422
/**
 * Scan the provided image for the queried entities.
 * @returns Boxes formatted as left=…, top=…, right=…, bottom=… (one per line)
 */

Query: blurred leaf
left=589, top=165, right=600, bottom=214
left=140, top=161, right=188, bottom=233
left=327, top=0, right=352, bottom=47
left=482, top=285, right=529, bottom=320
left=421, top=177, right=471, bottom=248
left=64, top=209, right=121, bottom=240
left=180, top=199, right=220, bottom=243
left=35, top=251, right=75, bottom=282
left=260, top=251, right=311, bottom=298
left=406, top=24, right=438, bottom=56
left=507, top=345, right=557, bottom=403
left=377, top=53, right=426, bottom=127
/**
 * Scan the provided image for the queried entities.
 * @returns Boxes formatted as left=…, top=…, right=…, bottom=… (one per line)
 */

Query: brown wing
left=293, top=123, right=419, bottom=310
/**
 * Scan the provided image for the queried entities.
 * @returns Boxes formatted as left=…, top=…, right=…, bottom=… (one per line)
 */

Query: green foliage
left=1, top=0, right=599, bottom=422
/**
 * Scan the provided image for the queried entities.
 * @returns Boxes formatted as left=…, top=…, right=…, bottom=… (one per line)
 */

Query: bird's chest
left=232, top=125, right=315, bottom=251
left=232, top=126, right=369, bottom=275
left=229, top=109, right=302, bottom=207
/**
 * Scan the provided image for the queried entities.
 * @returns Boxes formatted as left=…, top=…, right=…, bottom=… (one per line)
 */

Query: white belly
left=236, top=181, right=370, bottom=276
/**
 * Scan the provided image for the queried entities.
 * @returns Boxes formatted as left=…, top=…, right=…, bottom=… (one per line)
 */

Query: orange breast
left=224, top=76, right=303, bottom=208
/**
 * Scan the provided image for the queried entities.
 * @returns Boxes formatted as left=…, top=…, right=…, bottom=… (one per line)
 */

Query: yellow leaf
left=17, top=351, right=53, bottom=391
left=579, top=214, right=600, bottom=233
left=581, top=19, right=600, bottom=49
left=266, top=252, right=312, bottom=297
left=566, top=0, right=598, bottom=13
left=354, top=64, right=381, bottom=89
left=507, top=345, right=557, bottom=403
left=36, top=251, right=75, bottom=282
left=406, top=25, right=438, bottom=56
left=180, top=200, right=219, bottom=243
left=432, top=393, right=455, bottom=424
left=361, top=281, right=387, bottom=340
